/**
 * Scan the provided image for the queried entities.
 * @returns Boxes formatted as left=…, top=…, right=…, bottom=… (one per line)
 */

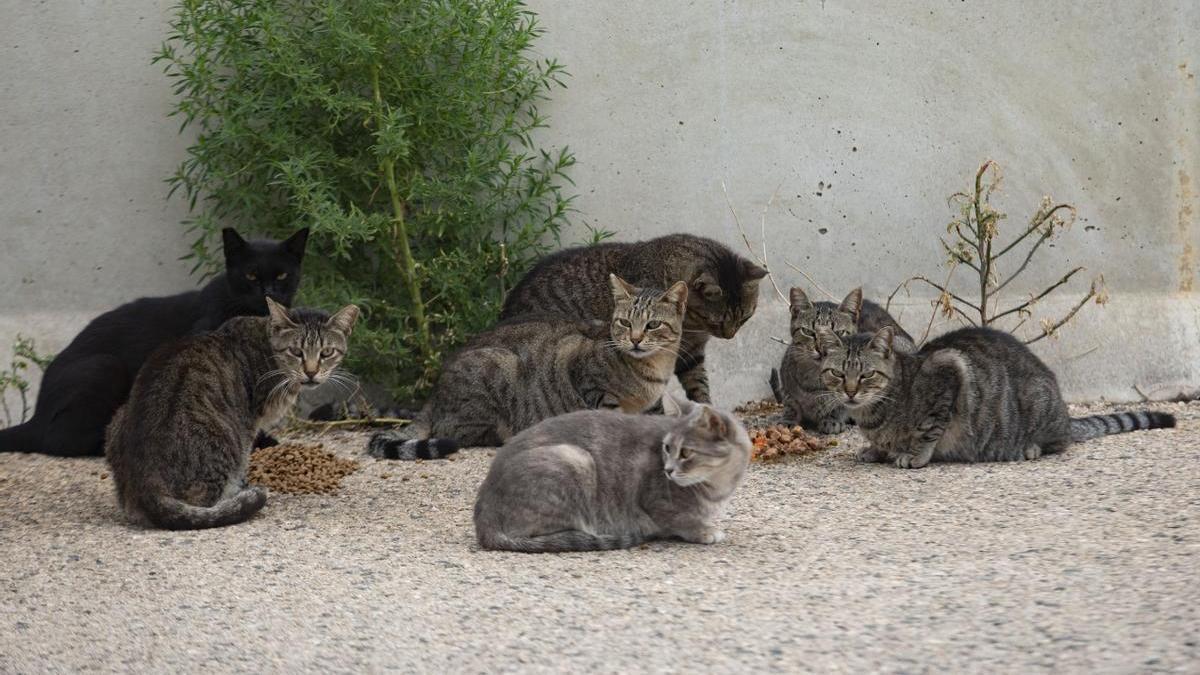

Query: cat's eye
left=646, top=320, right=662, bottom=330
left=276, top=272, right=288, bottom=281
left=799, top=328, right=815, bottom=337
left=862, top=370, right=879, bottom=380
left=679, top=447, right=695, bottom=460
left=287, top=347, right=303, bottom=358
left=246, top=272, right=258, bottom=281
left=824, top=368, right=845, bottom=379
left=320, top=348, right=336, bottom=358
left=616, top=318, right=631, bottom=328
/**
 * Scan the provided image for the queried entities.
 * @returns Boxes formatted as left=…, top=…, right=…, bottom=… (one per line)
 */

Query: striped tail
left=769, top=368, right=784, bottom=403
left=477, top=529, right=642, bottom=553
left=367, top=431, right=459, bottom=460
left=1070, top=411, right=1176, bottom=442
left=139, top=486, right=267, bottom=530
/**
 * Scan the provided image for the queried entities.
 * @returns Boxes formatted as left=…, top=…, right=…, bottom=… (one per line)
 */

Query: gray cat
left=770, top=287, right=913, bottom=434
left=474, top=397, right=752, bottom=552
left=369, top=275, right=687, bottom=460
left=814, top=325, right=1176, bottom=468
left=105, top=298, right=358, bottom=529
left=500, top=233, right=767, bottom=403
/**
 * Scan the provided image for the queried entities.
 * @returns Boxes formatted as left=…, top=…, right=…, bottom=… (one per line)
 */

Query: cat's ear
left=814, top=325, right=843, bottom=355
left=691, top=272, right=722, bottom=301
left=742, top=260, right=768, bottom=281
left=661, top=280, right=689, bottom=312
left=222, top=228, right=249, bottom=264
left=661, top=393, right=693, bottom=417
left=282, top=227, right=310, bottom=260
left=326, top=304, right=360, bottom=336
left=839, top=287, right=863, bottom=320
left=789, top=287, right=812, bottom=311
left=265, top=297, right=296, bottom=331
left=609, top=274, right=636, bottom=301
left=695, top=405, right=729, bottom=438
left=869, top=325, right=895, bottom=357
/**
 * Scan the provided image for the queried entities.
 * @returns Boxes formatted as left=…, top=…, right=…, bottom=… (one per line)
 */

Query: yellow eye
left=320, top=348, right=335, bottom=358
left=276, top=272, right=288, bottom=281
left=246, top=273, right=257, bottom=281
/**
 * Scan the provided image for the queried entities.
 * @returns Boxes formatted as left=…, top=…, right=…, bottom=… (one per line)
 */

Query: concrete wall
left=1, top=1, right=1197, bottom=416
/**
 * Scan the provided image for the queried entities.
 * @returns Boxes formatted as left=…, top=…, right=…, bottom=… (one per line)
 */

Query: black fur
left=0, top=228, right=308, bottom=456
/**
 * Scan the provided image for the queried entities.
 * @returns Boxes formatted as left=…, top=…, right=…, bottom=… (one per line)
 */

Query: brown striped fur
left=499, top=233, right=766, bottom=403
left=104, top=299, right=358, bottom=529
left=369, top=276, right=687, bottom=458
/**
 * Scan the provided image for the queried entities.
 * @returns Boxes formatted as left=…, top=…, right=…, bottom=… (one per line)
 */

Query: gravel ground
left=2, top=401, right=1198, bottom=673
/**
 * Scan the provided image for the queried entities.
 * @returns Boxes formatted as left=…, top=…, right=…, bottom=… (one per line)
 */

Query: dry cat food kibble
left=249, top=443, right=359, bottom=494
left=749, top=424, right=833, bottom=462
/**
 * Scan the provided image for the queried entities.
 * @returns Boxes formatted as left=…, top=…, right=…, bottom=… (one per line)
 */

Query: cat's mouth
left=625, top=344, right=657, bottom=358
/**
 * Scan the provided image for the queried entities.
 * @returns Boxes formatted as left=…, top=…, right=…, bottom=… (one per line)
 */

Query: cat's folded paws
left=683, top=528, right=725, bottom=545
left=816, top=417, right=846, bottom=435
left=894, top=451, right=931, bottom=469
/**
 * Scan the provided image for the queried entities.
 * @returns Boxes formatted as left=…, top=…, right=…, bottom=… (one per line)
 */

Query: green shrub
left=156, top=0, right=578, bottom=396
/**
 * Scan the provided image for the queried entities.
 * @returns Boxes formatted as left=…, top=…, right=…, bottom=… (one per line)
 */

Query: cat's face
left=266, top=298, right=359, bottom=389
left=789, top=287, right=862, bottom=360
left=816, top=326, right=896, bottom=410
left=660, top=400, right=748, bottom=487
left=223, top=228, right=309, bottom=313
left=608, top=275, right=688, bottom=359
left=687, top=254, right=767, bottom=339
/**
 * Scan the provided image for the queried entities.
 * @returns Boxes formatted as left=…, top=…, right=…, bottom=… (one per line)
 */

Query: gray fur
left=499, top=233, right=767, bottom=403
left=815, top=325, right=1174, bottom=469
left=772, top=287, right=913, bottom=434
left=370, top=276, right=688, bottom=458
left=474, top=400, right=752, bottom=552
left=105, top=299, right=358, bottom=529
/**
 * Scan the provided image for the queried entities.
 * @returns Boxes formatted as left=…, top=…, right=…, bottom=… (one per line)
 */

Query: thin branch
left=992, top=226, right=1054, bottom=295
left=723, top=180, right=788, bottom=305
left=768, top=335, right=790, bottom=346
left=783, top=261, right=838, bottom=301
left=289, top=417, right=412, bottom=431
left=992, top=266, right=1085, bottom=323
left=907, top=275, right=981, bottom=313
left=1023, top=284, right=1096, bottom=344
left=917, top=260, right=962, bottom=345
left=993, top=203, right=1075, bottom=260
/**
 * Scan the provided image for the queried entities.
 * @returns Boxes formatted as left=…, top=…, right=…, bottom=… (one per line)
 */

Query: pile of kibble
left=248, top=443, right=359, bottom=494
left=749, top=424, right=834, bottom=462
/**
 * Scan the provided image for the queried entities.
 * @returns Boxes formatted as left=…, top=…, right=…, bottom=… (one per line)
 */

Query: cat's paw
left=816, top=417, right=847, bottom=435
left=683, top=528, right=725, bottom=545
left=894, top=452, right=931, bottom=469
left=253, top=431, right=279, bottom=450
left=1023, top=444, right=1043, bottom=460
left=858, top=446, right=888, bottom=463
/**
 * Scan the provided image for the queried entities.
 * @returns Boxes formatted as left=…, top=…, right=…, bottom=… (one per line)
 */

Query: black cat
left=0, top=227, right=309, bottom=457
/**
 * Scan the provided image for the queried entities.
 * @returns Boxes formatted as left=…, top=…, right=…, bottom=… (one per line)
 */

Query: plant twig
left=992, top=266, right=1086, bottom=323
left=723, top=180, right=788, bottom=305
left=783, top=261, right=838, bottom=301
left=1023, top=280, right=1096, bottom=344
left=291, top=416, right=412, bottom=430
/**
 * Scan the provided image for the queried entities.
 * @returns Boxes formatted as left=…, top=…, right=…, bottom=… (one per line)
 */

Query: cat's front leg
left=894, top=444, right=935, bottom=469
left=676, top=524, right=725, bottom=545
left=674, top=335, right=712, bottom=403
left=857, top=445, right=890, bottom=463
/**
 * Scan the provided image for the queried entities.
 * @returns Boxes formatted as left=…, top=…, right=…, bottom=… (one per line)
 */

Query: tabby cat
left=369, top=275, right=687, bottom=460
left=500, top=233, right=767, bottom=403
left=105, top=298, right=358, bottom=529
left=815, top=325, right=1176, bottom=468
left=474, top=397, right=752, bottom=552
left=770, top=287, right=912, bottom=434
left=0, top=227, right=308, bottom=456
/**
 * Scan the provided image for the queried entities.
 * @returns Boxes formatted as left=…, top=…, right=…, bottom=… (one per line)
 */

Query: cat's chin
left=623, top=347, right=659, bottom=359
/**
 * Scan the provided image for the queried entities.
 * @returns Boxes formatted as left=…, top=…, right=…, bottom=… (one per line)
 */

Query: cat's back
left=500, top=241, right=635, bottom=319
left=497, top=409, right=666, bottom=473
left=920, top=327, right=1055, bottom=381
left=53, top=288, right=206, bottom=369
